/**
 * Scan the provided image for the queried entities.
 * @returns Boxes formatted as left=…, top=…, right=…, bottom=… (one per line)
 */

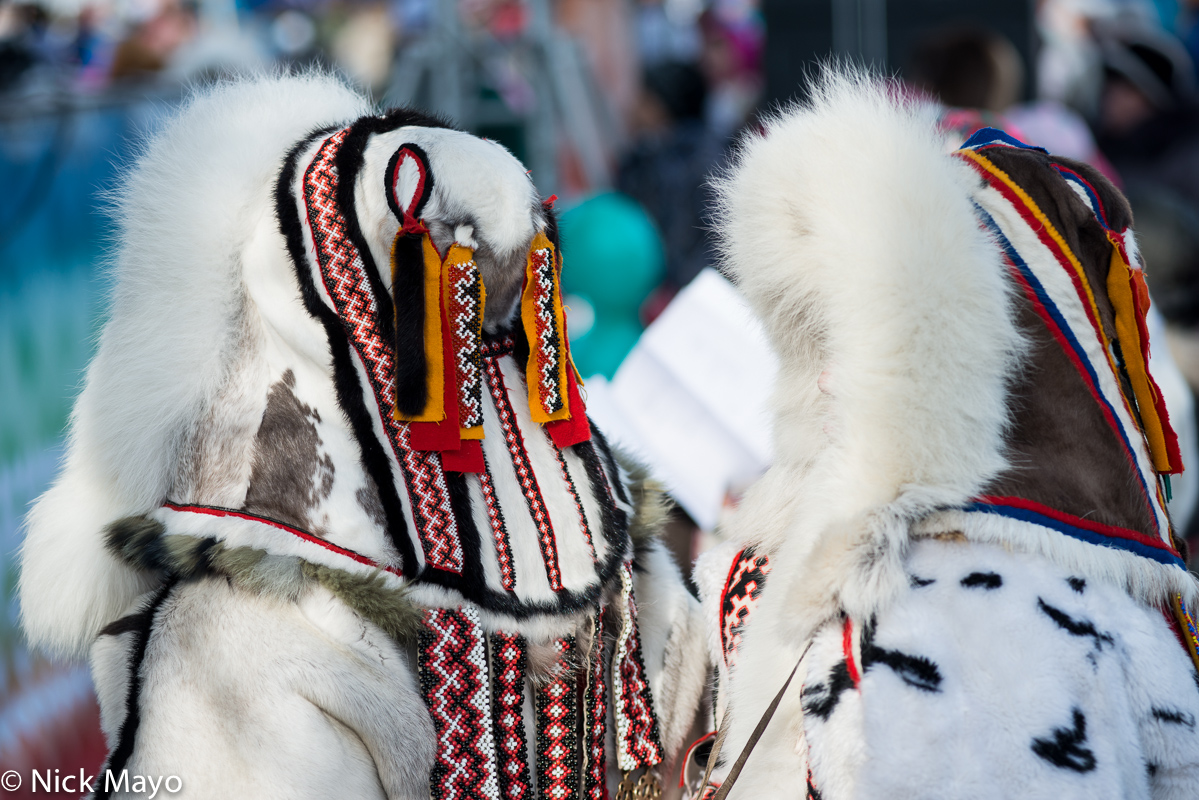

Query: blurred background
left=5, top=0, right=1199, bottom=793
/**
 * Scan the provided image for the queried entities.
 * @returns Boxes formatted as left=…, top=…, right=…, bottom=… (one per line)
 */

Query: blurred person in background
left=1036, top=0, right=1161, bottom=119
left=109, top=0, right=198, bottom=81
left=1094, top=20, right=1199, bottom=205
left=907, top=24, right=1024, bottom=116
left=617, top=59, right=723, bottom=292
left=697, top=5, right=762, bottom=138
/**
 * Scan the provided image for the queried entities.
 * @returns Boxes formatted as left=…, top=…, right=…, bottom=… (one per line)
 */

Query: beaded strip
left=526, top=243, right=566, bottom=418
left=582, top=612, right=608, bottom=800
left=1171, top=594, right=1199, bottom=676
left=611, top=563, right=665, bottom=772
left=479, top=450, right=516, bottom=591
left=445, top=250, right=485, bottom=432
left=490, top=632, right=533, bottom=800
left=553, top=445, right=597, bottom=561
left=418, top=607, right=500, bottom=800
left=483, top=354, right=563, bottom=591
left=719, top=546, right=772, bottom=668
left=535, top=636, right=581, bottom=800
left=302, top=130, right=463, bottom=573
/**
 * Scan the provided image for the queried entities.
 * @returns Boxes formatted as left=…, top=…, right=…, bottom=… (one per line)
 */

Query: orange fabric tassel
left=521, top=231, right=572, bottom=424
left=1106, top=231, right=1182, bottom=474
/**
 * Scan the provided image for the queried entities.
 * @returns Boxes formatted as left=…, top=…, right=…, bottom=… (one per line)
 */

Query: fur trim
left=710, top=67, right=1026, bottom=782
left=618, top=451, right=673, bottom=563
left=105, top=515, right=422, bottom=645
left=712, top=66, right=1024, bottom=637
left=19, top=73, right=372, bottom=660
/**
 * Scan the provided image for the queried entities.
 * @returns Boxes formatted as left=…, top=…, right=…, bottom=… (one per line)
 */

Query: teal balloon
left=558, top=193, right=665, bottom=377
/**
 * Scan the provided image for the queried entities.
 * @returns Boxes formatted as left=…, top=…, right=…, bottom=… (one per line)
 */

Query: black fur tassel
left=392, top=231, right=430, bottom=416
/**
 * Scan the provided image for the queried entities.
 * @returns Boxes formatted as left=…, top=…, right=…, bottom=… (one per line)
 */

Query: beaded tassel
left=535, top=636, right=581, bottom=800
left=491, top=632, right=533, bottom=800
left=418, top=607, right=501, bottom=800
left=582, top=612, right=608, bottom=800
left=611, top=563, right=665, bottom=797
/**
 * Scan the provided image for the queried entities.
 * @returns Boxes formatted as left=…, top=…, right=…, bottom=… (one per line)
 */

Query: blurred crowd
left=7, top=0, right=1199, bottom=782
left=6, top=0, right=1199, bottom=501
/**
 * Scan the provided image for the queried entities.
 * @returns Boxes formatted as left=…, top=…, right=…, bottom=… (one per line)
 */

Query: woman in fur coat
left=693, top=71, right=1199, bottom=800
left=19, top=73, right=708, bottom=800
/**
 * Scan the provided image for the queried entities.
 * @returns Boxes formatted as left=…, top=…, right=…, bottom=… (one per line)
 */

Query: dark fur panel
left=105, top=516, right=170, bottom=573
left=1049, top=155, right=1134, bottom=233
left=391, top=232, right=430, bottom=416
left=442, top=470, right=488, bottom=592
left=243, top=369, right=335, bottom=534
left=983, top=299, right=1158, bottom=535
left=980, top=146, right=1122, bottom=342
left=590, top=426, right=631, bottom=506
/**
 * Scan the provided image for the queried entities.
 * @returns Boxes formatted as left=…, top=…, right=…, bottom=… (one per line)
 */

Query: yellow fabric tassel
left=521, top=231, right=571, bottom=424
left=1106, top=237, right=1174, bottom=472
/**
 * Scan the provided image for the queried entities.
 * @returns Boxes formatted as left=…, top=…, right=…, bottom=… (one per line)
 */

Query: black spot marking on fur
left=1031, top=708, right=1096, bottom=773
left=1037, top=598, right=1114, bottom=651
left=806, top=772, right=823, bottom=800
left=1067, top=577, right=1086, bottom=593
left=909, top=575, right=935, bottom=588
left=961, top=572, right=1003, bottom=589
left=860, top=617, right=942, bottom=692
left=801, top=661, right=856, bottom=721
left=1147, top=762, right=1159, bottom=778
left=1152, top=707, right=1197, bottom=729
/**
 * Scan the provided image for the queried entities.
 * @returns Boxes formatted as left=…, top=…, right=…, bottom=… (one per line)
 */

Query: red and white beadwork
left=583, top=612, right=608, bottom=800
left=490, top=632, right=532, bottom=800
left=479, top=452, right=516, bottom=591
left=611, top=563, right=665, bottom=772
left=719, top=546, right=772, bottom=668
left=446, top=254, right=485, bottom=432
left=418, top=606, right=501, bottom=800
left=528, top=245, right=565, bottom=418
left=484, top=354, right=563, bottom=591
left=301, top=130, right=463, bottom=574
left=535, top=636, right=580, bottom=800
left=553, top=445, right=596, bottom=561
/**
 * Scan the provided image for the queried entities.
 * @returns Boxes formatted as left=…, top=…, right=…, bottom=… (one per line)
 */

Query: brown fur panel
left=980, top=148, right=1131, bottom=349
left=243, top=369, right=335, bottom=534
left=977, top=146, right=1159, bottom=536
left=984, top=301, right=1158, bottom=533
